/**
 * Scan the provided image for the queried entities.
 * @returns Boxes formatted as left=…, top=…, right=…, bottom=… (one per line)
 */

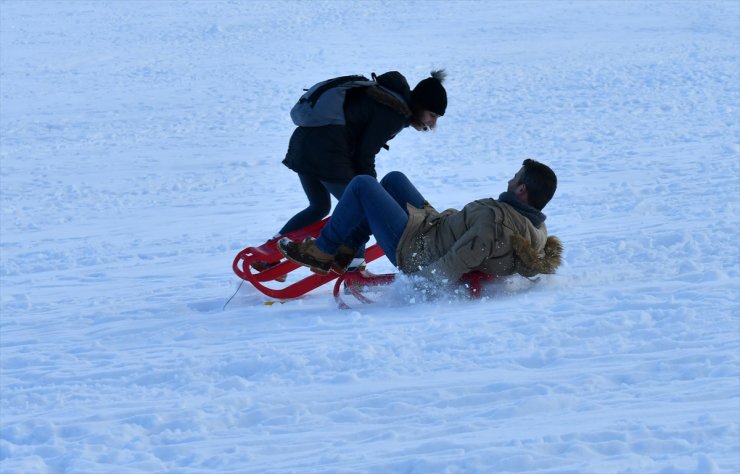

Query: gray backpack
left=290, top=74, right=404, bottom=127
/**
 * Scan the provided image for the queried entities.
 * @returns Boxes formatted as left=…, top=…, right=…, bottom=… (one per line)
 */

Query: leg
left=320, top=179, right=350, bottom=201
left=278, top=174, right=335, bottom=235
left=316, top=176, right=408, bottom=266
left=333, top=171, right=427, bottom=254
left=380, top=171, right=427, bottom=210
left=323, top=179, right=366, bottom=260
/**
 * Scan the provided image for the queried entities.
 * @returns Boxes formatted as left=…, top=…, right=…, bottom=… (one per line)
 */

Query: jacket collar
left=498, top=191, right=546, bottom=228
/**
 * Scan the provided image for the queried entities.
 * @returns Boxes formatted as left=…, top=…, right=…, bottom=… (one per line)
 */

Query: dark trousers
left=279, top=174, right=349, bottom=235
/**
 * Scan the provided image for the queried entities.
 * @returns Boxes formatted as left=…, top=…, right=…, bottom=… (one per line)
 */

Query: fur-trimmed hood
left=365, top=71, right=412, bottom=118
left=511, top=234, right=563, bottom=277
left=365, top=86, right=412, bottom=118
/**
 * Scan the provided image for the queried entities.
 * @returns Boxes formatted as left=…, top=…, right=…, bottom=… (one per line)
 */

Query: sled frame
left=232, top=218, right=385, bottom=300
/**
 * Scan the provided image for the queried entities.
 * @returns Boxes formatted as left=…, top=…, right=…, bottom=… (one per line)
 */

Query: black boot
left=331, top=245, right=358, bottom=275
left=250, top=261, right=287, bottom=282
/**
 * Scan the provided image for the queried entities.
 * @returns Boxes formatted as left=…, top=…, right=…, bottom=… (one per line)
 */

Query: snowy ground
left=1, top=1, right=739, bottom=473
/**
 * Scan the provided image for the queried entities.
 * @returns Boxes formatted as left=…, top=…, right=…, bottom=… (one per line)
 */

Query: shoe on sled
left=278, top=237, right=335, bottom=275
left=250, top=260, right=287, bottom=282
left=330, top=246, right=360, bottom=275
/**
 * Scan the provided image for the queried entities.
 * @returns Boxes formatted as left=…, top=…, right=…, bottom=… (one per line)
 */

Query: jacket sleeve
left=415, top=227, right=499, bottom=283
left=353, top=110, right=404, bottom=177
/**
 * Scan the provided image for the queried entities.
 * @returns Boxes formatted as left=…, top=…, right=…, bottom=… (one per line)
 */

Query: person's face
left=411, top=109, right=440, bottom=131
left=508, top=167, right=526, bottom=194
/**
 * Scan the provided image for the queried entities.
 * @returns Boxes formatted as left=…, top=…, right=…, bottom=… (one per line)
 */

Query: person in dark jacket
left=278, top=160, right=562, bottom=287
left=254, top=70, right=448, bottom=277
left=279, top=69, right=448, bottom=236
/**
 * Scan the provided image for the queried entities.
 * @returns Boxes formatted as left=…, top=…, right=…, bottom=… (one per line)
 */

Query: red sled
left=332, top=269, right=496, bottom=309
left=232, top=218, right=384, bottom=300
left=232, top=218, right=497, bottom=306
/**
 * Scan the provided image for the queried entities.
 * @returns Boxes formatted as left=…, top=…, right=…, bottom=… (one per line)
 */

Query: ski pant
left=315, top=171, right=427, bottom=266
left=279, top=174, right=349, bottom=235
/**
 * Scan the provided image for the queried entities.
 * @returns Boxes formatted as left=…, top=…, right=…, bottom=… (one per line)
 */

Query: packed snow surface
left=1, top=1, right=739, bottom=473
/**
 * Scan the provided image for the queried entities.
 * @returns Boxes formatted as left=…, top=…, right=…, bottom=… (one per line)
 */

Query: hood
left=365, top=81, right=412, bottom=118
left=373, top=71, right=411, bottom=103
left=510, top=234, right=563, bottom=277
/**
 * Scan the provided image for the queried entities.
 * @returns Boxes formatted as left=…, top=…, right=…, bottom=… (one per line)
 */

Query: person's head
left=507, top=159, right=558, bottom=210
left=410, top=69, right=447, bottom=131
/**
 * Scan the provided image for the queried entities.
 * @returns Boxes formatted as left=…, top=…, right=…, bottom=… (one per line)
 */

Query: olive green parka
left=395, top=199, right=562, bottom=283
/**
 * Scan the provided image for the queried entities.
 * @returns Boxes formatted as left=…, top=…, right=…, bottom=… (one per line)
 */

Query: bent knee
left=380, top=171, right=408, bottom=188
left=305, top=199, right=331, bottom=217
left=348, top=174, right=378, bottom=191
left=313, top=204, right=332, bottom=217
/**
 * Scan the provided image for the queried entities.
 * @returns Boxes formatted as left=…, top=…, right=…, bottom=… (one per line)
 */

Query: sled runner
left=233, top=218, right=497, bottom=305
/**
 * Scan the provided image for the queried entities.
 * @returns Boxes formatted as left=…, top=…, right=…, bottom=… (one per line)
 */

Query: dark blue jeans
left=315, top=171, right=426, bottom=266
left=279, top=174, right=349, bottom=235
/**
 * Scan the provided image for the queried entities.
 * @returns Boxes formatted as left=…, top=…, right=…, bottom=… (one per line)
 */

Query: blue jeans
left=315, top=171, right=426, bottom=266
left=279, top=174, right=349, bottom=234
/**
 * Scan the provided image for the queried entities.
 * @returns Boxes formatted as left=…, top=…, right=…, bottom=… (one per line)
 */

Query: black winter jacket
left=282, top=72, right=412, bottom=181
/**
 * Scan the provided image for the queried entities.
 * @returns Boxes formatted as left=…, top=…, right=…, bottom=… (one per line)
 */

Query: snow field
left=1, top=1, right=739, bottom=473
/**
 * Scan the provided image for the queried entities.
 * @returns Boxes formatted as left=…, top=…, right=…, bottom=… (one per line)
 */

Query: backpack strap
left=299, top=75, right=370, bottom=107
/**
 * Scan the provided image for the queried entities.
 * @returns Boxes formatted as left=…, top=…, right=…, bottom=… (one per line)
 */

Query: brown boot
left=278, top=237, right=334, bottom=275
left=331, top=245, right=357, bottom=275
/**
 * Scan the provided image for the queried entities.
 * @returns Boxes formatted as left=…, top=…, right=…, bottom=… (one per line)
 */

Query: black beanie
left=411, top=69, right=447, bottom=116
